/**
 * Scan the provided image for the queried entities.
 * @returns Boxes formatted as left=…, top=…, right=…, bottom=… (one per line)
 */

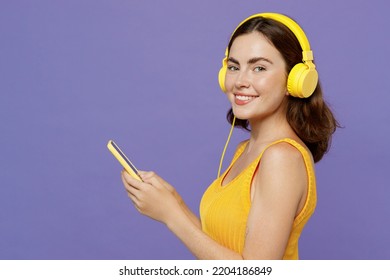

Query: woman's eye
left=254, top=66, right=266, bottom=72
left=227, top=65, right=239, bottom=71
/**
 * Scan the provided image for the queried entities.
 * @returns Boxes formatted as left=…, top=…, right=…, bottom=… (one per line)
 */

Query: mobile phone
left=107, top=140, right=143, bottom=181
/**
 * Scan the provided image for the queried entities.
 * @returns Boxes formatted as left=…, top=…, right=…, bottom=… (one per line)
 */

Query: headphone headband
left=228, top=13, right=313, bottom=62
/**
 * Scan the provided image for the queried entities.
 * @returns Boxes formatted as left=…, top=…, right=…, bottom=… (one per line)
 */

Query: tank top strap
left=269, top=138, right=314, bottom=170
left=259, top=138, right=310, bottom=159
left=271, top=138, right=308, bottom=153
left=231, top=140, right=249, bottom=162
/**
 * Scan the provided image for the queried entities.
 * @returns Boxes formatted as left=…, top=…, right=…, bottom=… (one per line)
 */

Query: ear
left=285, top=90, right=290, bottom=96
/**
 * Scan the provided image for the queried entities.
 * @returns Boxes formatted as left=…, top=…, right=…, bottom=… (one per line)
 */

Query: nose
left=234, top=70, right=250, bottom=89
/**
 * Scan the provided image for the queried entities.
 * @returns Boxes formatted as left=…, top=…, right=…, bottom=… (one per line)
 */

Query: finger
left=138, top=171, right=163, bottom=185
left=127, top=191, right=139, bottom=205
left=121, top=173, right=142, bottom=197
left=127, top=192, right=143, bottom=214
left=121, top=170, right=145, bottom=190
left=140, top=171, right=175, bottom=192
left=124, top=184, right=141, bottom=199
left=124, top=184, right=144, bottom=211
left=137, top=171, right=155, bottom=181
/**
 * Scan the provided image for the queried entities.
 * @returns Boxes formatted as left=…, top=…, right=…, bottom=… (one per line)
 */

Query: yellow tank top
left=199, top=138, right=317, bottom=259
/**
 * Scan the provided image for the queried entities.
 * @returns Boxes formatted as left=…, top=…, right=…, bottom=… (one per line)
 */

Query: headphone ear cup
left=218, top=57, right=228, bottom=93
left=287, top=63, right=318, bottom=98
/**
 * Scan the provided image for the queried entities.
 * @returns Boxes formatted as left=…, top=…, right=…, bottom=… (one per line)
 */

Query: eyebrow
left=228, top=56, right=274, bottom=65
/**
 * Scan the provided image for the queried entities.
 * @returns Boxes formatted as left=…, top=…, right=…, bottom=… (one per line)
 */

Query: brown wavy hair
left=225, top=16, right=339, bottom=162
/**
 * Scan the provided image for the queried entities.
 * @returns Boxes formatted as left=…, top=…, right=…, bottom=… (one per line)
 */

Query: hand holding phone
left=107, top=140, right=143, bottom=181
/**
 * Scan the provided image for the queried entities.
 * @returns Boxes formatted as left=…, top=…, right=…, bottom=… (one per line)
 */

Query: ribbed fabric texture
left=199, top=138, right=317, bottom=259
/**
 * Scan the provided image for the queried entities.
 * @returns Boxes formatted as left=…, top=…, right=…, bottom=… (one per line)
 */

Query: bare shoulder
left=254, top=141, right=307, bottom=196
left=261, top=141, right=305, bottom=167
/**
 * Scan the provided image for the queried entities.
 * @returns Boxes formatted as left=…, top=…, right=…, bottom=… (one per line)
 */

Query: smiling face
left=225, top=32, right=289, bottom=123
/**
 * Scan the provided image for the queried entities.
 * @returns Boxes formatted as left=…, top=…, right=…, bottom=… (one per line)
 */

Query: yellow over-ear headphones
left=218, top=13, right=318, bottom=98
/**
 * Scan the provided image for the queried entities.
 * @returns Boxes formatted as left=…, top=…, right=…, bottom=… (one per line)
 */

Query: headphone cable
left=217, top=115, right=236, bottom=178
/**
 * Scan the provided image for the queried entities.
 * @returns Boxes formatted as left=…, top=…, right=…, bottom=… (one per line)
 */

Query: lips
left=234, top=94, right=258, bottom=105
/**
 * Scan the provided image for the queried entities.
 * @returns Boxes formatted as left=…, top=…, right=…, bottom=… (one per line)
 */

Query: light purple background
left=1, top=0, right=389, bottom=260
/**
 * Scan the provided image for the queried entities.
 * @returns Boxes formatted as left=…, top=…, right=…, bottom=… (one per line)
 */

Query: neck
left=245, top=111, right=294, bottom=154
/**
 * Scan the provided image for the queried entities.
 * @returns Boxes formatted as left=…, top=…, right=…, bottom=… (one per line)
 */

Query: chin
left=232, top=107, right=256, bottom=121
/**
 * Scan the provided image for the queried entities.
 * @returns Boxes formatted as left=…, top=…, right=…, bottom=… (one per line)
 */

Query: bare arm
left=242, top=143, right=307, bottom=259
left=121, top=142, right=307, bottom=259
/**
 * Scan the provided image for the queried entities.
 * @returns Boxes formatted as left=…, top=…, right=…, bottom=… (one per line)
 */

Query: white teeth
left=236, top=95, right=256, bottom=101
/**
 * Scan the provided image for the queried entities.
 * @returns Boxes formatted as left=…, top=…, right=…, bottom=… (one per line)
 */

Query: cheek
left=224, top=74, right=235, bottom=92
left=253, top=74, right=288, bottom=95
left=275, top=72, right=288, bottom=91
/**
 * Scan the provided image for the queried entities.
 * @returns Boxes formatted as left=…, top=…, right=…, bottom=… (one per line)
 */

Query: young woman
left=121, top=13, right=338, bottom=259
